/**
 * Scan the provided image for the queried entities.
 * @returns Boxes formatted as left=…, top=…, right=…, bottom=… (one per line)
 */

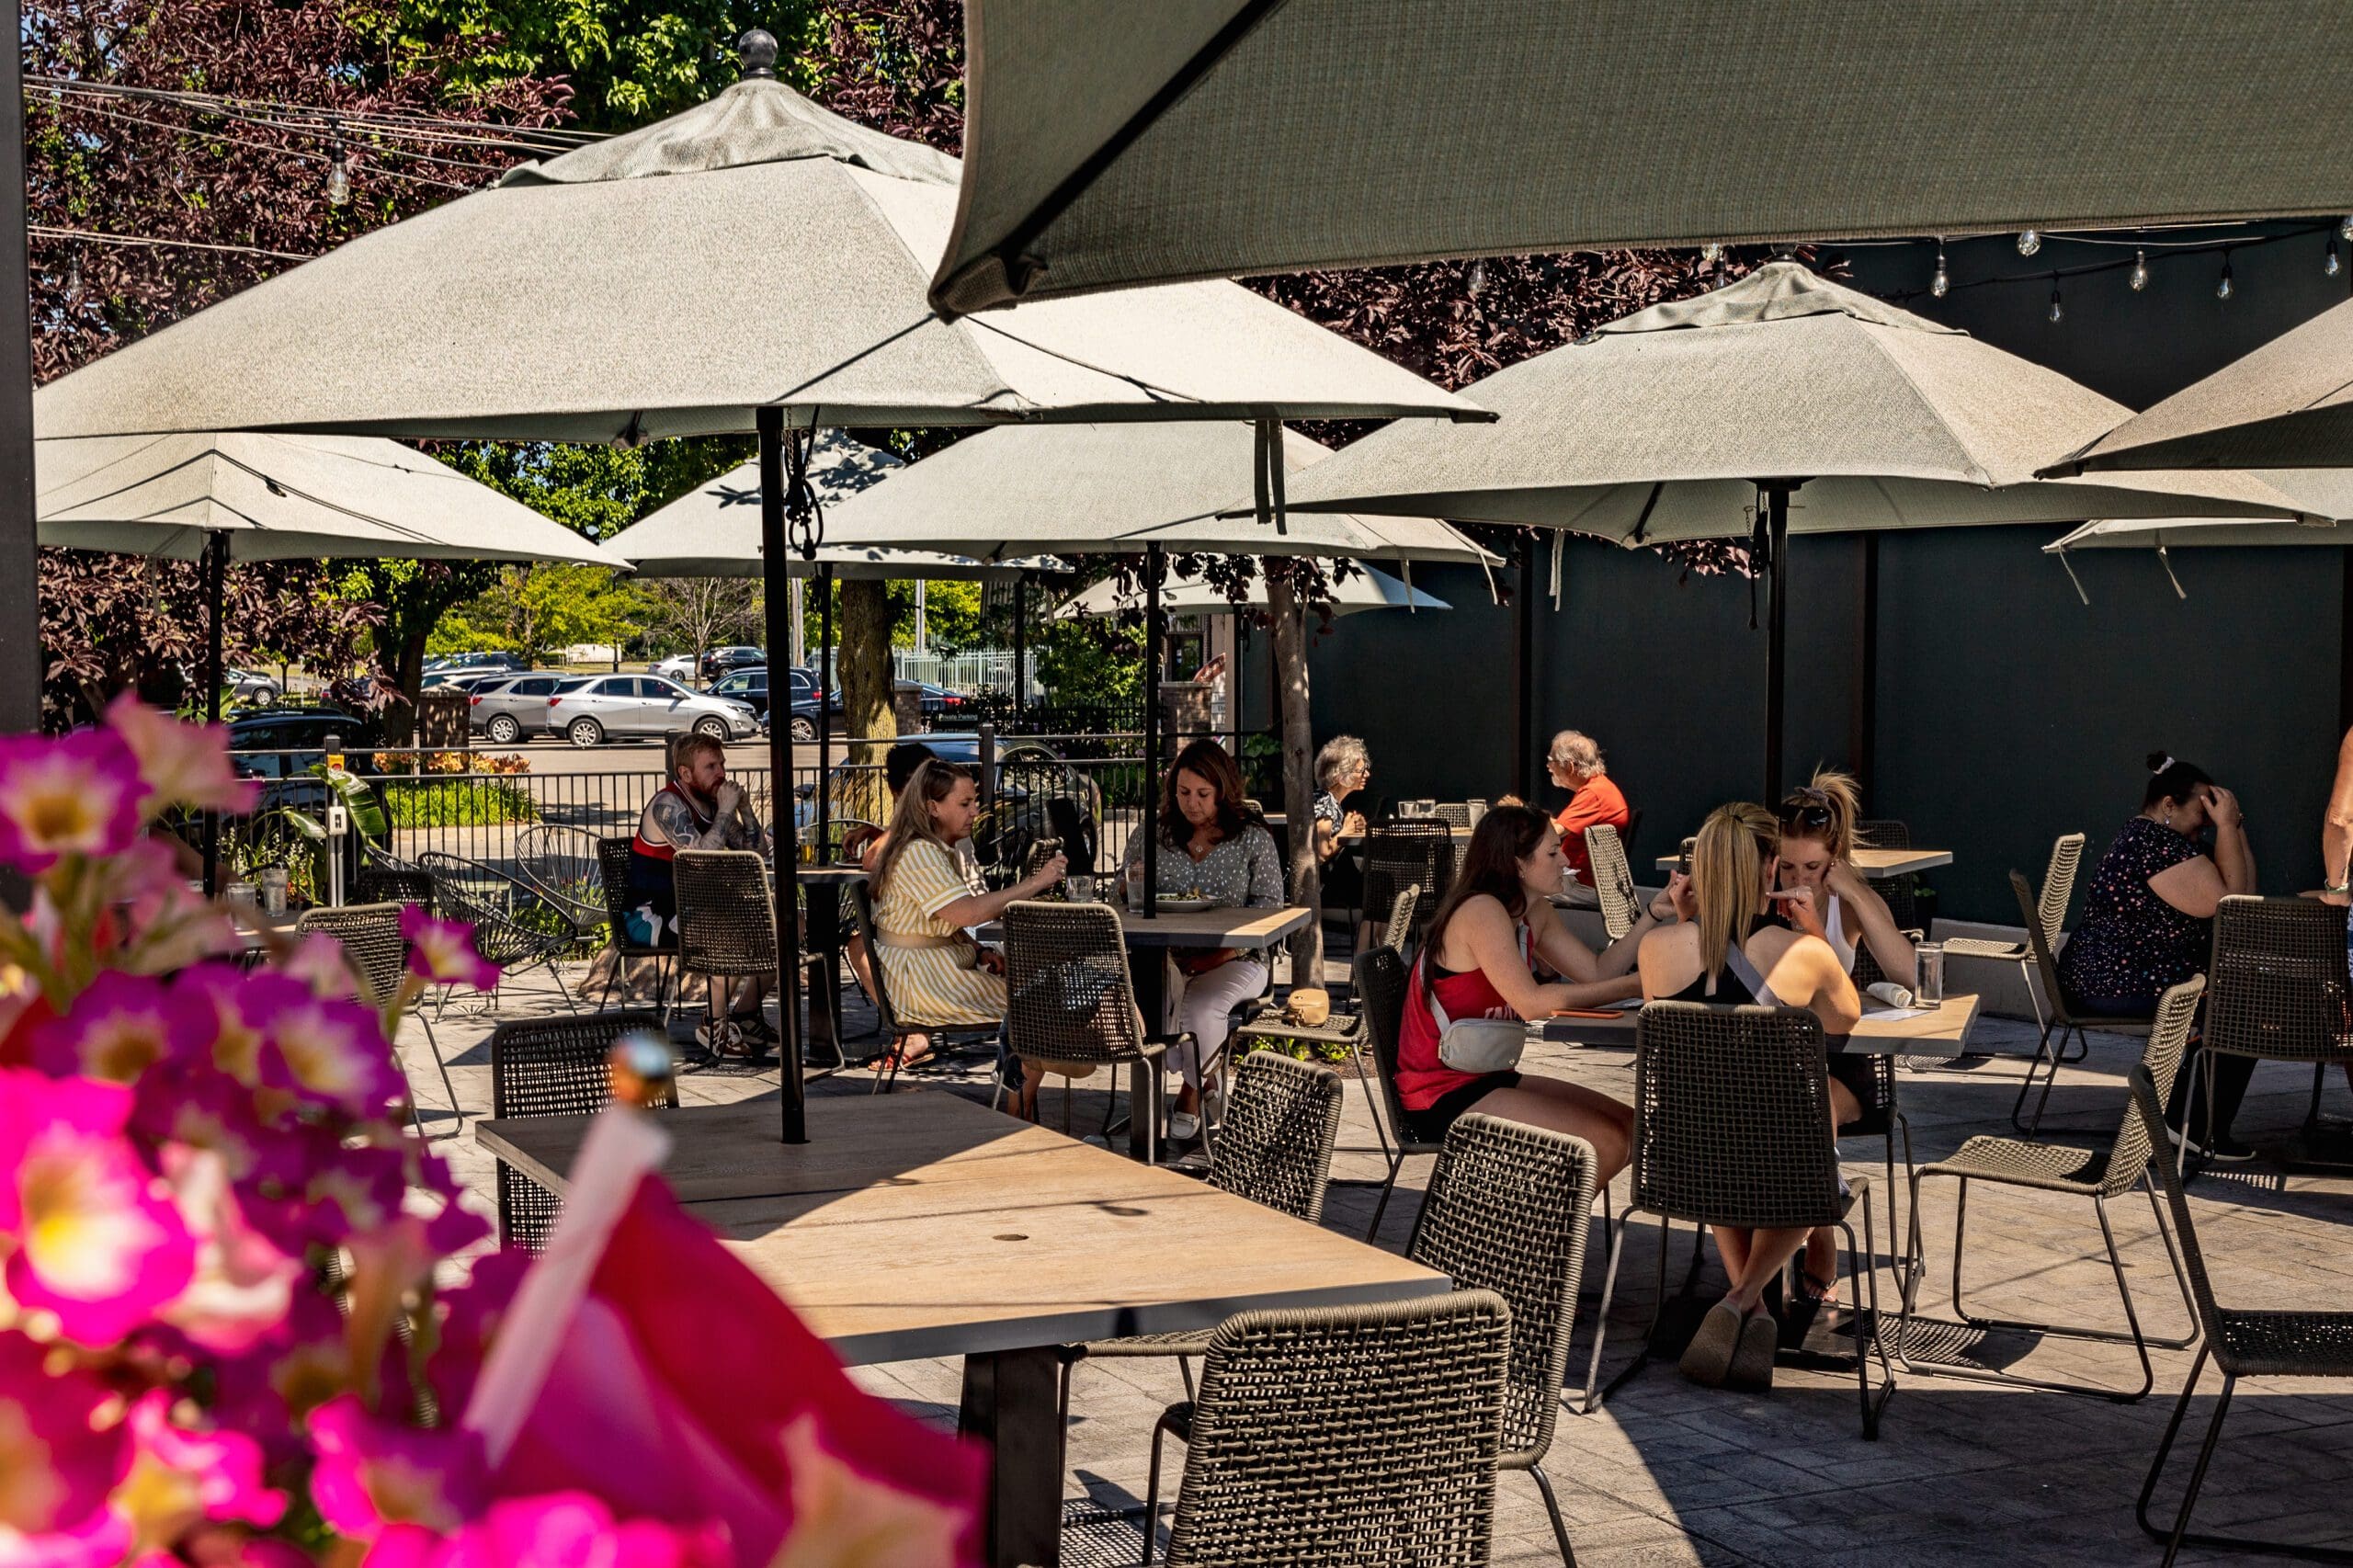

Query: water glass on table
left=1065, top=874, right=1097, bottom=904
left=1913, top=940, right=1946, bottom=1006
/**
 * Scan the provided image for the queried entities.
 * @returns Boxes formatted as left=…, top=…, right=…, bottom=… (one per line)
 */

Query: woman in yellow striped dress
left=867, top=760, right=1066, bottom=1105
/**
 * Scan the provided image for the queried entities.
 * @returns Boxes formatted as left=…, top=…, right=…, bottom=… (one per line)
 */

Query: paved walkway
left=415, top=958, right=2353, bottom=1567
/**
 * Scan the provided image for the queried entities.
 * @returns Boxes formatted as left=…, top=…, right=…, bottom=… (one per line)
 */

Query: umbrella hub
left=1595, top=260, right=1965, bottom=339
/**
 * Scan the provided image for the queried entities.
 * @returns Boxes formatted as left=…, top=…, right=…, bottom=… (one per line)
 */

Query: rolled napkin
left=1867, top=980, right=1916, bottom=1009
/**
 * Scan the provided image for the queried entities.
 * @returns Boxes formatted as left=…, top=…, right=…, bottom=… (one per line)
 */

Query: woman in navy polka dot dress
left=2058, top=753, right=2256, bottom=1154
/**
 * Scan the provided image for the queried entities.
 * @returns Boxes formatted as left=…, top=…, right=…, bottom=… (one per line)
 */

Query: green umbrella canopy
left=36, top=41, right=1479, bottom=445
left=1276, top=264, right=2313, bottom=538
left=1059, top=560, right=1446, bottom=619
left=932, top=1, right=2353, bottom=313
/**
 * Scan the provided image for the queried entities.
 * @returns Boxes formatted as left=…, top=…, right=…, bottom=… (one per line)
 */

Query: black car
left=425, top=651, right=526, bottom=675
left=699, top=645, right=766, bottom=682
left=225, top=710, right=383, bottom=778
left=710, top=665, right=821, bottom=728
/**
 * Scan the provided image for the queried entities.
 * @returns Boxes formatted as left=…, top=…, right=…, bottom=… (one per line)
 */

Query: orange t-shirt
left=1552, top=775, right=1630, bottom=887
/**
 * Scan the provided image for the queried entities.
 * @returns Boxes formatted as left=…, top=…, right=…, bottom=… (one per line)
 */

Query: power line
left=25, top=74, right=597, bottom=150
left=29, top=224, right=315, bottom=262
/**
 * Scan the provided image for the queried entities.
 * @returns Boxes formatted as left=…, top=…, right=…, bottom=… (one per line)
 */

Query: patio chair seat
left=2211, top=1308, right=2353, bottom=1379
left=1924, top=1133, right=2124, bottom=1195
left=1082, top=1327, right=1213, bottom=1358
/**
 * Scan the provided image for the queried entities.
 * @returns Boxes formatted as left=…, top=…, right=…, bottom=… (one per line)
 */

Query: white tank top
left=1823, top=894, right=1858, bottom=973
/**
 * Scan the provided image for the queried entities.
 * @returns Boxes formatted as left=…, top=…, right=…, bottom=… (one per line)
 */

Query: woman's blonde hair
left=1778, top=767, right=1864, bottom=863
left=868, top=759, right=974, bottom=901
left=1693, top=801, right=1778, bottom=977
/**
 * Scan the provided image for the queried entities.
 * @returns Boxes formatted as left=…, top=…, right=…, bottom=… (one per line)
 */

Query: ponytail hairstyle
left=1693, top=802, right=1779, bottom=977
left=2143, top=752, right=2214, bottom=812
left=1422, top=803, right=1552, bottom=961
left=1777, top=767, right=1864, bottom=863
left=869, top=758, right=976, bottom=901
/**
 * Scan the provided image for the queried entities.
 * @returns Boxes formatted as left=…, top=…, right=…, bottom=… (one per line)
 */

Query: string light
left=2330, top=238, right=2343, bottom=278
left=1931, top=242, right=1949, bottom=299
left=2017, top=228, right=2041, bottom=256
left=1466, top=259, right=1485, bottom=296
left=2129, top=249, right=2149, bottom=291
left=2341, top=215, right=2353, bottom=242
left=1699, top=243, right=1724, bottom=267
left=2048, top=276, right=2063, bottom=323
left=2216, top=255, right=2234, bottom=301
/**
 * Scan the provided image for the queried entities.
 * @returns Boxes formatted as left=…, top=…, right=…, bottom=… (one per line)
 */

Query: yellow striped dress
left=870, top=838, right=1007, bottom=1027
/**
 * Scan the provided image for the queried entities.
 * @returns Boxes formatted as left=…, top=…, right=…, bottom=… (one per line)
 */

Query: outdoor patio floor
left=418, top=954, right=2353, bottom=1567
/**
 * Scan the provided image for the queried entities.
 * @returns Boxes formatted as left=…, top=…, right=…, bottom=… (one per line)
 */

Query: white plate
left=1154, top=896, right=1217, bottom=914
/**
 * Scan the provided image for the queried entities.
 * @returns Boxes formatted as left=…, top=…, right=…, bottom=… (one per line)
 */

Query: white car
left=650, top=653, right=699, bottom=684
left=542, top=674, right=759, bottom=747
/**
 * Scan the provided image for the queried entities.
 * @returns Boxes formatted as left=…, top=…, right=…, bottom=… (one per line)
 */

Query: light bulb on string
left=65, top=254, right=79, bottom=296
left=1930, top=243, right=1949, bottom=299
left=1699, top=243, right=1724, bottom=267
left=2017, top=228, right=2041, bottom=256
left=2129, top=250, right=2149, bottom=291
left=1466, top=259, right=1485, bottom=297
left=2216, top=256, right=2234, bottom=301
left=2339, top=215, right=2352, bottom=242
left=2330, top=238, right=2343, bottom=278
left=2048, top=278, right=2063, bottom=324
left=326, top=150, right=350, bottom=206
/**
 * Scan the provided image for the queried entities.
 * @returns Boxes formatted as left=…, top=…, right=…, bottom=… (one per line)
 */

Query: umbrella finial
left=738, top=28, right=780, bottom=79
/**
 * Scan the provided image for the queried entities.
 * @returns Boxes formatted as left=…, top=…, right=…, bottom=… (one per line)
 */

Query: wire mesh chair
left=1898, top=976, right=2203, bottom=1401
left=1407, top=1114, right=1598, bottom=1566
left=673, top=849, right=794, bottom=1061
left=1583, top=821, right=1643, bottom=941
left=2011, top=867, right=2154, bottom=1135
left=488, top=1010, right=673, bottom=1250
left=512, top=823, right=609, bottom=931
left=418, top=852, right=581, bottom=1016
left=2126, top=1063, right=2353, bottom=1567
left=294, top=903, right=458, bottom=1130
left=595, top=836, right=676, bottom=1021
left=999, top=900, right=1179, bottom=1148
left=1141, top=1290, right=1512, bottom=1568
left=1586, top=1001, right=1895, bottom=1437
left=353, top=866, right=435, bottom=915
left=1940, top=833, right=2086, bottom=1032
left=1856, top=817, right=1919, bottom=930
left=1380, top=881, right=1423, bottom=959
left=1430, top=801, right=1473, bottom=829
left=1359, top=944, right=1448, bottom=1241
left=1362, top=821, right=1454, bottom=951
left=2195, top=895, right=2353, bottom=1169
left=850, top=878, right=1004, bottom=1092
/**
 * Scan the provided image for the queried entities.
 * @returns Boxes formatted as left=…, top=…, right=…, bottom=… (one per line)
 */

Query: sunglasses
left=1778, top=793, right=1834, bottom=835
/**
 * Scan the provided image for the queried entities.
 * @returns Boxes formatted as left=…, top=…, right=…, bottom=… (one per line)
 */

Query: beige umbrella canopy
left=931, top=2, right=2353, bottom=313
left=2041, top=470, right=2353, bottom=598
left=1058, top=561, right=1448, bottom=619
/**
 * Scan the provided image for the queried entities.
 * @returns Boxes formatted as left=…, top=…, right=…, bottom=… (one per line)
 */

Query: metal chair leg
left=2141, top=1351, right=2233, bottom=1568
left=1526, top=1461, right=1579, bottom=1566
left=415, top=1011, right=462, bottom=1124
left=1142, top=1419, right=1172, bottom=1567
left=1365, top=1151, right=1406, bottom=1241
left=2011, top=1018, right=2074, bottom=1133
left=1847, top=1199, right=1894, bottom=1440
left=1579, top=1203, right=1631, bottom=1415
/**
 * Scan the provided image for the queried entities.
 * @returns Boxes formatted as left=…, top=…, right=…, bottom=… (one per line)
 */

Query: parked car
left=471, top=673, right=590, bottom=744
left=649, top=653, right=699, bottom=684
left=421, top=666, right=517, bottom=691
left=699, top=645, right=766, bottom=682
left=424, top=651, right=526, bottom=675
left=713, top=666, right=821, bottom=730
left=797, top=732, right=1098, bottom=873
left=221, top=665, right=281, bottom=706
left=225, top=710, right=383, bottom=778
left=542, top=674, right=759, bottom=747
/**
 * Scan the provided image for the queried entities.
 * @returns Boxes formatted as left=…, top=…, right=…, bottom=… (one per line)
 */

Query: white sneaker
left=1167, top=1110, right=1201, bottom=1143
left=1202, top=1081, right=1228, bottom=1129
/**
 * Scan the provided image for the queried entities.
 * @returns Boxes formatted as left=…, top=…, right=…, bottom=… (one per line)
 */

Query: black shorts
left=1826, top=1051, right=1878, bottom=1108
left=1401, top=1071, right=1520, bottom=1144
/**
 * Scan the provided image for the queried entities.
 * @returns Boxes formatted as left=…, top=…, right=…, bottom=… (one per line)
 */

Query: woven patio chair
left=1358, top=942, right=1455, bottom=1242
left=488, top=1009, right=673, bottom=1250
left=2193, top=895, right=2353, bottom=1170
left=1431, top=801, right=1473, bottom=829
left=417, top=851, right=582, bottom=1016
left=1362, top=820, right=1454, bottom=950
left=353, top=866, right=435, bottom=915
left=594, top=836, right=676, bottom=1022
left=1379, top=881, right=1423, bottom=960
left=1233, top=888, right=1415, bottom=1165
left=1583, top=821, right=1643, bottom=941
left=1586, top=1001, right=1895, bottom=1437
left=1855, top=817, right=1920, bottom=930
left=674, top=849, right=815, bottom=1062
left=2127, top=1064, right=2353, bottom=1567
left=1939, top=833, right=2085, bottom=1033
left=851, top=878, right=1003, bottom=1092
left=1140, top=1290, right=1512, bottom=1568
left=1897, top=976, right=2203, bottom=1402
left=296, top=902, right=457, bottom=1130
left=1063, top=1051, right=1342, bottom=1413
left=1407, top=1114, right=1598, bottom=1566
left=998, top=900, right=1182, bottom=1149
left=2011, top=867, right=2154, bottom=1135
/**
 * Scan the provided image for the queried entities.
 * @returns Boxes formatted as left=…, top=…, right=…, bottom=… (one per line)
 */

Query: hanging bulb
left=2339, top=214, right=2352, bottom=242
left=2048, top=279, right=2063, bottom=324
left=2216, top=257, right=2234, bottom=301
left=1699, top=242, right=1724, bottom=267
left=64, top=254, right=79, bottom=295
left=1466, top=259, right=1485, bottom=296
left=2017, top=228, right=2041, bottom=256
left=2129, top=249, right=2150, bottom=291
left=2329, top=238, right=2343, bottom=278
left=326, top=150, right=350, bottom=206
left=1930, top=243, right=1949, bottom=299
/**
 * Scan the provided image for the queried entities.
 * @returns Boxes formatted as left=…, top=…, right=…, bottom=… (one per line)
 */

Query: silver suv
left=471, top=673, right=589, bottom=744
left=542, top=674, right=759, bottom=747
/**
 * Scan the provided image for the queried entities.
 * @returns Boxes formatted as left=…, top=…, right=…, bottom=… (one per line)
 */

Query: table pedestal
left=802, top=882, right=847, bottom=1063
left=958, top=1345, right=1066, bottom=1568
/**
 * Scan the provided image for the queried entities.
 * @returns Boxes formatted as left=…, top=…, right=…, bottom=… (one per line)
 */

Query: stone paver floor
left=413, top=954, right=2353, bottom=1566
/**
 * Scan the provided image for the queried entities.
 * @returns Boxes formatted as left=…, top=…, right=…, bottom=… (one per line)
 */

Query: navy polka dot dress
left=2056, top=816, right=2208, bottom=1008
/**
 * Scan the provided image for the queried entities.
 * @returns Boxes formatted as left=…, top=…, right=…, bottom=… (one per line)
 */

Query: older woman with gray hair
left=1313, top=734, right=1372, bottom=863
left=1547, top=729, right=1631, bottom=908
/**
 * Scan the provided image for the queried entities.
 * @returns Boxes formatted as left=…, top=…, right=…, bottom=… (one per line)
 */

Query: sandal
left=1797, top=1268, right=1841, bottom=1312
left=696, top=1019, right=753, bottom=1061
left=875, top=1042, right=936, bottom=1074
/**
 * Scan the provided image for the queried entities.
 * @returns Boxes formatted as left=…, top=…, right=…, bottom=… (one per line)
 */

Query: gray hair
left=1314, top=734, right=1370, bottom=791
left=1548, top=729, right=1605, bottom=778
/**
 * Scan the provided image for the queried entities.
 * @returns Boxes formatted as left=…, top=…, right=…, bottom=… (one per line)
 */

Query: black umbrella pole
left=817, top=564, right=833, bottom=848
left=201, top=529, right=228, bottom=896
left=1764, top=485, right=1790, bottom=804
left=1011, top=575, right=1029, bottom=711
left=1141, top=544, right=1162, bottom=920
left=756, top=409, right=808, bottom=1143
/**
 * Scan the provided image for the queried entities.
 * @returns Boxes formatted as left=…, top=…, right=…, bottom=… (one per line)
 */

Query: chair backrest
left=2203, top=895, right=2352, bottom=1065
left=595, top=836, right=646, bottom=942
left=488, top=1008, right=673, bottom=1250
left=672, top=849, right=777, bottom=978
left=1855, top=817, right=1916, bottom=926
left=1632, top=1001, right=1846, bottom=1229
left=2034, top=832, right=2088, bottom=948
left=1165, top=1290, right=1510, bottom=1568
left=1583, top=822, right=1641, bottom=941
left=353, top=868, right=434, bottom=916
left=2127, top=1064, right=2226, bottom=1350
left=2010, top=868, right=2075, bottom=1022
left=1407, top=1114, right=1596, bottom=1467
left=1208, top=1051, right=1345, bottom=1222
left=1017, top=835, right=1063, bottom=883
left=293, top=903, right=407, bottom=1007
left=1364, top=823, right=1454, bottom=942
left=1002, top=900, right=1144, bottom=1065
left=1357, top=945, right=1433, bottom=1150
left=1381, top=881, right=1423, bottom=956
left=1431, top=801, right=1472, bottom=829
left=2105, top=975, right=2207, bottom=1187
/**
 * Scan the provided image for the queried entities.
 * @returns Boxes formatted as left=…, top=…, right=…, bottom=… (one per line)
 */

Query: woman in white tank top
left=1771, top=771, right=1915, bottom=986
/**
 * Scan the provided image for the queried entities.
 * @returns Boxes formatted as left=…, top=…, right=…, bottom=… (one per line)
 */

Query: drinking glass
left=1067, top=874, right=1097, bottom=904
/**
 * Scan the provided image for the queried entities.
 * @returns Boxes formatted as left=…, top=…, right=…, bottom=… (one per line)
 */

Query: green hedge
left=383, top=779, right=540, bottom=829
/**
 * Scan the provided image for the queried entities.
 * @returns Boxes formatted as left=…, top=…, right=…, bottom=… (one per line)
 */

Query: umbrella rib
left=961, top=312, right=1206, bottom=407
left=206, top=452, right=468, bottom=546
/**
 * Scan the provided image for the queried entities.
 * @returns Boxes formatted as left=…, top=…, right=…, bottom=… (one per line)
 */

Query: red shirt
left=1552, top=775, right=1630, bottom=888
left=1395, top=924, right=1532, bottom=1110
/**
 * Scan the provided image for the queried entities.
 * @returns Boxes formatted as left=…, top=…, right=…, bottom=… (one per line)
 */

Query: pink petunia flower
left=358, top=1494, right=725, bottom=1568
left=0, top=730, right=149, bottom=872
left=28, top=973, right=210, bottom=1085
left=279, top=934, right=363, bottom=1003
left=0, top=1071, right=195, bottom=1347
left=309, top=1397, right=487, bottom=1540
left=424, top=1251, right=532, bottom=1415
left=108, top=1391, right=284, bottom=1561
left=0, top=1330, right=131, bottom=1566
left=173, top=966, right=301, bottom=1088
left=108, top=841, right=239, bottom=975
left=104, top=696, right=258, bottom=817
left=209, top=1290, right=359, bottom=1457
left=400, top=910, right=502, bottom=994
left=262, top=996, right=404, bottom=1117
left=152, top=1145, right=301, bottom=1356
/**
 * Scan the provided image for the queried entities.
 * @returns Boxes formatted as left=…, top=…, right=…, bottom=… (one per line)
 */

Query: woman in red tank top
left=1396, top=804, right=1677, bottom=1180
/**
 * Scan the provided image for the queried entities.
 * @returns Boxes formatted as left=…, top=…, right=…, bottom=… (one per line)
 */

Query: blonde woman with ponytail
left=1637, top=801, right=1862, bottom=1391
left=1771, top=768, right=1915, bottom=985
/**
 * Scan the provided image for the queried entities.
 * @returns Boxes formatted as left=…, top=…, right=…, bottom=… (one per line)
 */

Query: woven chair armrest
left=1079, top=1328, right=1213, bottom=1358
left=1154, top=1402, right=1195, bottom=1446
left=1940, top=936, right=2028, bottom=959
left=1232, top=1015, right=1359, bottom=1047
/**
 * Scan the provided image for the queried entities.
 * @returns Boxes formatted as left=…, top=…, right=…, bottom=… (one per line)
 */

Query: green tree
left=438, top=563, right=646, bottom=665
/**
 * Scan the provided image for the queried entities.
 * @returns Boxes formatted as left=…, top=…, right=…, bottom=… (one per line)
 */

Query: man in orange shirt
left=1548, top=730, right=1630, bottom=907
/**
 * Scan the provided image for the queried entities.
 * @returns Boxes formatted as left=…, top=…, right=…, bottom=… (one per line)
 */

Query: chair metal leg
left=2143, top=1173, right=2202, bottom=1346
left=1365, top=1151, right=1406, bottom=1241
left=1846, top=1199, right=1894, bottom=1440
left=2018, top=955, right=2048, bottom=1035
left=415, top=1011, right=462, bottom=1124
left=1177, top=1356, right=1194, bottom=1403
left=2136, top=1352, right=2353, bottom=1564
left=1579, top=1203, right=1631, bottom=1415
left=1142, top=1420, right=1172, bottom=1567
left=546, top=957, right=581, bottom=1014
left=1526, top=1462, right=1579, bottom=1567
left=1348, top=1036, right=1396, bottom=1168
left=2009, top=1018, right=2062, bottom=1131
left=2150, top=1357, right=2233, bottom=1568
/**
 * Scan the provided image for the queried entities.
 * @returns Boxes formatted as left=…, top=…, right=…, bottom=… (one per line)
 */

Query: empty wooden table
left=1654, top=846, right=1952, bottom=880
left=476, top=1092, right=1449, bottom=1568
left=1540, top=992, right=1983, bottom=1056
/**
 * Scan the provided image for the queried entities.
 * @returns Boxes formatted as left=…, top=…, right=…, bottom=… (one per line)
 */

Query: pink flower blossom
left=309, top=1397, right=487, bottom=1540
left=401, top=910, right=501, bottom=993
left=0, top=730, right=148, bottom=872
left=108, top=842, right=238, bottom=975
left=174, top=967, right=300, bottom=1088
left=280, top=934, right=363, bottom=1003
left=425, top=1252, right=531, bottom=1415
left=209, top=1290, right=357, bottom=1454
left=104, top=697, right=258, bottom=817
left=0, top=1331, right=131, bottom=1566
left=263, top=996, right=404, bottom=1117
left=152, top=1146, right=301, bottom=1356
left=0, top=1071, right=194, bottom=1347
left=29, top=974, right=209, bottom=1085
left=362, top=1494, right=725, bottom=1568
left=107, top=1391, right=284, bottom=1561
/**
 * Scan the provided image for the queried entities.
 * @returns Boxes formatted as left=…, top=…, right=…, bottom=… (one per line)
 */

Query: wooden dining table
left=476, top=1092, right=1449, bottom=1568
left=1654, top=846, right=1952, bottom=880
left=1538, top=992, right=1984, bottom=1055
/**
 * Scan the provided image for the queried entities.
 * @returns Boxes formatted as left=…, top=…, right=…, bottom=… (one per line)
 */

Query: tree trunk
left=1267, top=575, right=1323, bottom=987
left=838, top=578, right=896, bottom=765
left=381, top=631, right=428, bottom=748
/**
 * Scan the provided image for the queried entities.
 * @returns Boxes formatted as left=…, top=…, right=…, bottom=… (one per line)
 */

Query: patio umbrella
left=930, top=3, right=2353, bottom=313
left=36, top=34, right=1476, bottom=1143
left=1057, top=561, right=1446, bottom=619
left=2041, top=470, right=2353, bottom=597
left=1276, top=263, right=2313, bottom=796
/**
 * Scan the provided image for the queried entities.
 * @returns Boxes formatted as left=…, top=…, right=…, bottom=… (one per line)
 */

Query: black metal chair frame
left=1896, top=975, right=2204, bottom=1402
left=488, top=1009, right=672, bottom=1249
left=2012, top=866, right=2153, bottom=1134
left=416, top=850, right=583, bottom=1017
left=849, top=877, right=1005, bottom=1093
left=594, top=835, right=677, bottom=1026
left=2191, top=894, right=2353, bottom=1176
left=1360, top=820, right=1454, bottom=953
left=295, top=901, right=458, bottom=1133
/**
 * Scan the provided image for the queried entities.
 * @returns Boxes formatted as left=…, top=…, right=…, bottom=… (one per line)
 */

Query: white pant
left=1165, top=957, right=1269, bottom=1088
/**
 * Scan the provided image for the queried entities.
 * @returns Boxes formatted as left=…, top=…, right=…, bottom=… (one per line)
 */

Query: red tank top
left=1395, top=922, right=1532, bottom=1111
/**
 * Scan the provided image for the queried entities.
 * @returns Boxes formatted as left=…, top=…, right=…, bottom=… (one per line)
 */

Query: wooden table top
left=792, top=864, right=871, bottom=884
left=978, top=903, right=1312, bottom=950
left=1654, top=846, right=1952, bottom=880
left=476, top=1093, right=1449, bottom=1366
left=229, top=906, right=303, bottom=949
left=1538, top=992, right=1982, bottom=1055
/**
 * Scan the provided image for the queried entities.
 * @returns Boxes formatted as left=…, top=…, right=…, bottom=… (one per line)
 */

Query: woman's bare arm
left=1448, top=897, right=1607, bottom=1018
left=1828, top=863, right=1916, bottom=985
left=2148, top=856, right=2229, bottom=920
